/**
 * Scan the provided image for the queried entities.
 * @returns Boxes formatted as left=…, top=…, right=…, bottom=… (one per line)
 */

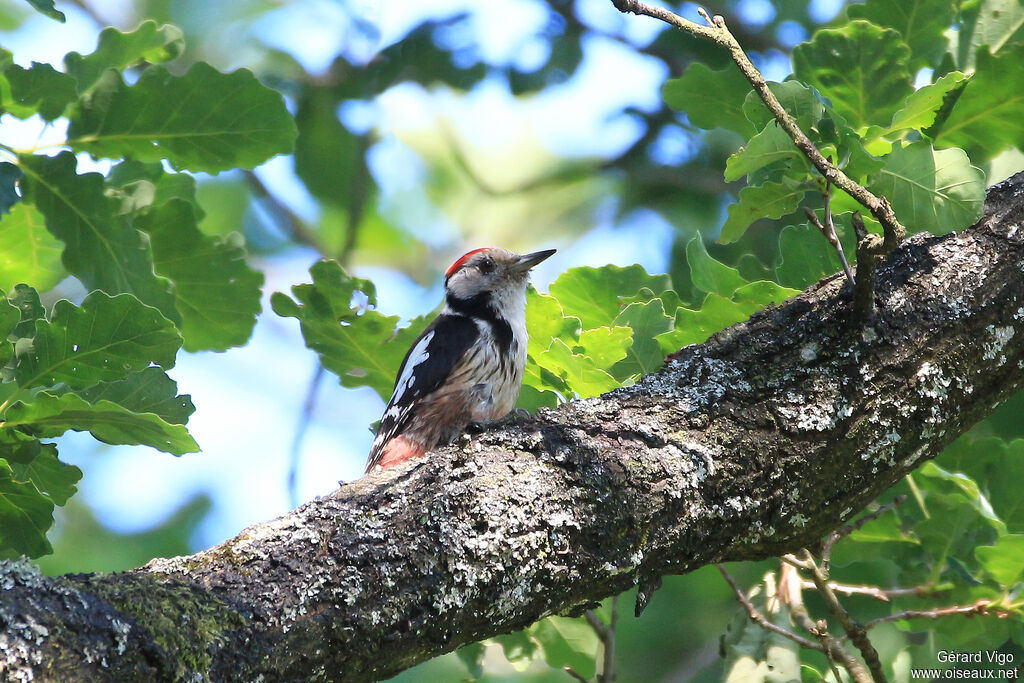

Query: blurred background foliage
left=3, top=0, right=1024, bottom=679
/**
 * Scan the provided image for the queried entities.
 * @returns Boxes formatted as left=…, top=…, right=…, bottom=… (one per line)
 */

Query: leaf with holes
left=15, top=291, right=181, bottom=390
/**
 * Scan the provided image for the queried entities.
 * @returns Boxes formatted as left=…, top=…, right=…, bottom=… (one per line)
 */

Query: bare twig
left=564, top=666, right=590, bottom=682
left=716, top=564, right=823, bottom=652
left=584, top=596, right=619, bottom=682
left=800, top=581, right=949, bottom=602
left=861, top=600, right=1013, bottom=631
left=823, top=495, right=907, bottom=568
left=804, top=178, right=856, bottom=286
left=800, top=550, right=888, bottom=683
left=609, top=0, right=907, bottom=244
left=780, top=561, right=864, bottom=683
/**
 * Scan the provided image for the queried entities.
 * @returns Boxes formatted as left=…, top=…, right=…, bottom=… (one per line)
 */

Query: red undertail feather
left=374, top=436, right=427, bottom=471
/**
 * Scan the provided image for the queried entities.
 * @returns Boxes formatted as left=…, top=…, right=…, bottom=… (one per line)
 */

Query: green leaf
left=455, top=641, right=484, bottom=680
left=657, top=281, right=797, bottom=353
left=724, top=122, right=804, bottom=182
left=721, top=179, right=807, bottom=244
left=0, top=162, right=21, bottom=215
left=536, top=338, right=621, bottom=398
left=0, top=202, right=65, bottom=293
left=662, top=63, right=754, bottom=135
left=686, top=236, right=747, bottom=297
left=68, top=63, right=297, bottom=173
left=548, top=264, right=670, bottom=330
left=2, top=391, right=198, bottom=455
left=610, top=298, right=673, bottom=377
left=18, top=152, right=179, bottom=323
left=526, top=287, right=580, bottom=358
left=6, top=283, right=44, bottom=342
left=294, top=86, right=371, bottom=207
left=8, top=443, right=80, bottom=506
left=0, top=460, right=53, bottom=558
left=577, top=326, right=633, bottom=371
left=491, top=631, right=540, bottom=669
left=0, top=429, right=42, bottom=465
left=888, top=71, right=970, bottom=134
left=742, top=81, right=826, bottom=132
left=874, top=142, right=985, bottom=235
left=76, top=367, right=194, bottom=426
left=106, top=160, right=198, bottom=215
left=136, top=199, right=263, bottom=352
left=530, top=616, right=599, bottom=680
left=1, top=62, right=76, bottom=121
left=271, top=260, right=428, bottom=401
left=15, top=291, right=181, bottom=390
left=775, top=222, right=853, bottom=289
left=960, top=0, right=1024, bottom=63
left=976, top=534, right=1024, bottom=587
left=937, top=52, right=1024, bottom=162
left=847, top=0, right=956, bottom=68
left=64, top=20, right=185, bottom=93
left=792, top=21, right=914, bottom=128
left=919, top=462, right=1006, bottom=534
left=22, top=0, right=64, bottom=22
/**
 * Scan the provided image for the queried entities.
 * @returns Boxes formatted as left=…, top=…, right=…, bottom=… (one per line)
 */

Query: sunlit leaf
left=68, top=63, right=297, bottom=173
left=536, top=338, right=620, bottom=398
left=611, top=298, right=673, bottom=377
left=724, top=122, right=804, bottom=182
left=888, top=72, right=969, bottom=134
left=526, top=287, right=580, bottom=358
left=0, top=202, right=65, bottom=293
left=64, top=20, right=185, bottom=93
left=742, top=81, right=825, bottom=132
left=548, top=264, right=670, bottom=330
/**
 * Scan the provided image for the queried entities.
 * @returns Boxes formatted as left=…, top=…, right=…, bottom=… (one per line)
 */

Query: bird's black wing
left=367, top=314, right=480, bottom=468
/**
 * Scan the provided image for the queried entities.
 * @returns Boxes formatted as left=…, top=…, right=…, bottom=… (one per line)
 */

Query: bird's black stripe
left=445, top=292, right=514, bottom=355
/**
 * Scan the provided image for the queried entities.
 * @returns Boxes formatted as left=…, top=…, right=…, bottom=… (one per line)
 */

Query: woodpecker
left=365, top=247, right=556, bottom=473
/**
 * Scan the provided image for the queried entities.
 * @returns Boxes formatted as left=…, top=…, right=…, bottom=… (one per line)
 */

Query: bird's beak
left=512, top=249, right=556, bottom=272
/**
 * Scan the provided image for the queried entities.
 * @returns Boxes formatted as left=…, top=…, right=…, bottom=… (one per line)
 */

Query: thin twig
left=800, top=550, right=888, bottom=683
left=584, top=596, right=618, bottom=682
left=823, top=495, right=907, bottom=568
left=564, top=666, right=590, bottom=682
left=609, top=0, right=907, bottom=245
left=806, top=179, right=855, bottom=286
left=861, top=600, right=1011, bottom=631
left=716, top=564, right=823, bottom=651
left=780, top=559, right=873, bottom=683
left=800, top=581, right=949, bottom=602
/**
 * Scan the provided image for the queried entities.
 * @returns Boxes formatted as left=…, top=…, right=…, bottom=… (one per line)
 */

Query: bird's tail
left=365, top=436, right=426, bottom=473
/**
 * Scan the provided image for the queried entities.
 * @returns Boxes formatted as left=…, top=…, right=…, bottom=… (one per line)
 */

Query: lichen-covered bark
left=3, top=174, right=1024, bottom=682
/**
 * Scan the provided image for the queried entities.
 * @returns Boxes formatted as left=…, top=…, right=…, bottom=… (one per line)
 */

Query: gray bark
left=3, top=173, right=1024, bottom=682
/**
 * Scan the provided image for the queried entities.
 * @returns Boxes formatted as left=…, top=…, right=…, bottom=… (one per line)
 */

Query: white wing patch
left=392, top=331, right=434, bottom=403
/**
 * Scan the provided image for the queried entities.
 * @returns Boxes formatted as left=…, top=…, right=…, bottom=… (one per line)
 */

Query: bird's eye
left=478, top=257, right=495, bottom=273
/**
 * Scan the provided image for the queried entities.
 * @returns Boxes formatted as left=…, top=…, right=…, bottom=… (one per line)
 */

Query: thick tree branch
left=3, top=175, right=1024, bottom=681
